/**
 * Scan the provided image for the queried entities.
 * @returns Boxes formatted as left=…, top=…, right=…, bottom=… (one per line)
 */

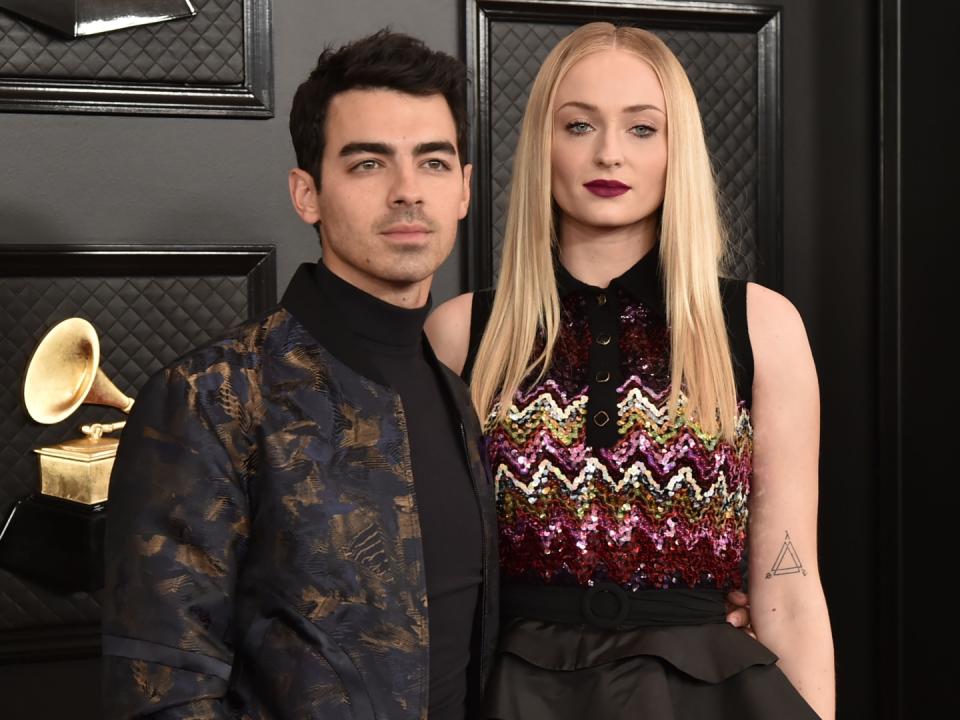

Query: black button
left=597, top=333, right=611, bottom=346
left=594, top=411, right=610, bottom=427
left=597, top=293, right=607, bottom=306
left=595, top=370, right=611, bottom=383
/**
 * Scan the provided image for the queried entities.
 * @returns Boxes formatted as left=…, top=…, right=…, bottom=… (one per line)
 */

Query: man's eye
left=352, top=159, right=381, bottom=171
left=424, top=159, right=451, bottom=170
left=566, top=120, right=593, bottom=135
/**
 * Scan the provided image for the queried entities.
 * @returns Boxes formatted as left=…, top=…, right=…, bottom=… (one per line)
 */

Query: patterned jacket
left=102, top=265, right=499, bottom=719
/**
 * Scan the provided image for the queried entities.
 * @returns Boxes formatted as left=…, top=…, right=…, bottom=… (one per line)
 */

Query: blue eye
left=631, top=125, right=656, bottom=138
left=566, top=120, right=593, bottom=135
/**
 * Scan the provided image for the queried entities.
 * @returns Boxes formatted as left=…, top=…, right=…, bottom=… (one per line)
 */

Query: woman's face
left=551, top=49, right=668, bottom=233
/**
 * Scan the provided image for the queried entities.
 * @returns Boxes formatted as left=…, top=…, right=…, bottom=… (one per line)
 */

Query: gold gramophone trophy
left=0, top=318, right=134, bottom=591
left=24, top=317, right=134, bottom=505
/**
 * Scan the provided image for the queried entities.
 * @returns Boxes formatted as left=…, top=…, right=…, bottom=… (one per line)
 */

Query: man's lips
left=583, top=179, right=631, bottom=197
left=381, top=224, right=432, bottom=235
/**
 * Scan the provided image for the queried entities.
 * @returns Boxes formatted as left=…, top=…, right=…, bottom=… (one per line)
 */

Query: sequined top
left=465, top=247, right=754, bottom=592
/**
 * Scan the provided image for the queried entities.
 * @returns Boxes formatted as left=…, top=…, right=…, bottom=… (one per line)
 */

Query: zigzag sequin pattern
left=487, top=291, right=753, bottom=591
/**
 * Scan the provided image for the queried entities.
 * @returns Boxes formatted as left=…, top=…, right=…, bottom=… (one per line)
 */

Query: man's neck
left=321, top=255, right=431, bottom=309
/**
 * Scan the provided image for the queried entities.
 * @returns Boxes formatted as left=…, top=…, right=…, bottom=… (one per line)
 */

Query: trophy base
left=0, top=494, right=106, bottom=593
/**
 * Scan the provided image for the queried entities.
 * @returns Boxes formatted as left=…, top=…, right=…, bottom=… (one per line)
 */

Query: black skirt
left=482, top=586, right=821, bottom=720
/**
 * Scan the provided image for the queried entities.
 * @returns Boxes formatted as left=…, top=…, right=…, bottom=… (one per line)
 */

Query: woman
left=426, top=22, right=834, bottom=720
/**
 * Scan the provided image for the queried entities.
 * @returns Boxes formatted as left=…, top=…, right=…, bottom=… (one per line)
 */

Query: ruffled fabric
left=483, top=618, right=821, bottom=719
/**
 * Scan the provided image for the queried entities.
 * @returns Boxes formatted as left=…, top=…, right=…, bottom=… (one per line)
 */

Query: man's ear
left=289, top=168, right=322, bottom=225
left=458, top=163, right=473, bottom=220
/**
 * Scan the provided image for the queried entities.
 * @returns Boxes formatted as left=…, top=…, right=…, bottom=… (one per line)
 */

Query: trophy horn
left=23, top=318, right=134, bottom=425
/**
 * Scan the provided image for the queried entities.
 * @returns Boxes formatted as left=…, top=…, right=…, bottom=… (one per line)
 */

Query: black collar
left=555, top=243, right=665, bottom=317
left=281, top=261, right=477, bottom=425
left=280, top=262, right=393, bottom=387
left=313, top=260, right=430, bottom=351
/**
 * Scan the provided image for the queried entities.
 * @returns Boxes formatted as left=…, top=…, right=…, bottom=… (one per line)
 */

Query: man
left=102, top=31, right=495, bottom=719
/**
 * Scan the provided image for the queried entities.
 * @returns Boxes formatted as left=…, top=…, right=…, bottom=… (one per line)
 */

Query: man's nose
left=388, top=163, right=424, bottom=206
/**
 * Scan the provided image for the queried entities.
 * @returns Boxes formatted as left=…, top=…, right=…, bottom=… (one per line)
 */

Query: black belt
left=502, top=583, right=728, bottom=630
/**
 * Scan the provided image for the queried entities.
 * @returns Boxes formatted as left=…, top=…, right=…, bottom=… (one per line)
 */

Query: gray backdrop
left=0, top=0, right=464, bottom=302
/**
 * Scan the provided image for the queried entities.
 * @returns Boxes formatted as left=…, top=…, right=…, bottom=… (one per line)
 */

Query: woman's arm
left=745, top=282, right=835, bottom=719
left=425, top=291, right=474, bottom=376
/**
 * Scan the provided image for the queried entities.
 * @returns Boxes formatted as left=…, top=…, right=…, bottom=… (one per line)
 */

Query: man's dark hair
left=290, top=29, right=469, bottom=189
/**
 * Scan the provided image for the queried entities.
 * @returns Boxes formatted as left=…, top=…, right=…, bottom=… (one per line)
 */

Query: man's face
left=292, top=89, right=471, bottom=305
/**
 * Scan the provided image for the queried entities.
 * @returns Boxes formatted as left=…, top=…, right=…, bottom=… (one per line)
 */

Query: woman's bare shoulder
left=745, top=282, right=817, bottom=411
left=745, top=283, right=809, bottom=368
left=425, top=292, right=475, bottom=375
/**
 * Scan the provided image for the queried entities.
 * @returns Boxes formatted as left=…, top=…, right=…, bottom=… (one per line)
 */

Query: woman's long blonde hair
left=470, top=22, right=739, bottom=442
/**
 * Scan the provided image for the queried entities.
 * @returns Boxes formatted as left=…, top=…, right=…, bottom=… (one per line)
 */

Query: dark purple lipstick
left=583, top=179, right=631, bottom=197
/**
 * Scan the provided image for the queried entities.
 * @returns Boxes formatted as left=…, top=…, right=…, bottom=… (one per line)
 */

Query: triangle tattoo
left=766, top=531, right=807, bottom=578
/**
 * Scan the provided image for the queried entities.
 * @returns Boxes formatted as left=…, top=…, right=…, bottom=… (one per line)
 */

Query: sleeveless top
left=464, top=246, right=754, bottom=593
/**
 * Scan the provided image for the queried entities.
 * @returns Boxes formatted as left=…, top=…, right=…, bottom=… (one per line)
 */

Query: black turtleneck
left=314, top=261, right=482, bottom=720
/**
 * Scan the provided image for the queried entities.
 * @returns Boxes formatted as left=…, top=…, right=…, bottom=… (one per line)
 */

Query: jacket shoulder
left=158, top=305, right=295, bottom=384
left=128, top=306, right=300, bottom=439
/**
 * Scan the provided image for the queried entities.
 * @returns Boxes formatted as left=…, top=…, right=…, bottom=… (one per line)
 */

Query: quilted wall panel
left=0, top=0, right=244, bottom=83
left=0, top=272, right=252, bottom=630
left=483, top=18, right=763, bottom=283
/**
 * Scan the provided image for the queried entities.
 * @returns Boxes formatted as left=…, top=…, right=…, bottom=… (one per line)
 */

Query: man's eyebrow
left=414, top=141, right=457, bottom=156
left=557, top=100, right=665, bottom=115
left=337, top=141, right=457, bottom=158
left=339, top=142, right=394, bottom=157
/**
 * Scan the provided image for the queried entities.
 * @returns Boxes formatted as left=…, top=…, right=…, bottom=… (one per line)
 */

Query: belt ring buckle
left=581, top=582, right=630, bottom=630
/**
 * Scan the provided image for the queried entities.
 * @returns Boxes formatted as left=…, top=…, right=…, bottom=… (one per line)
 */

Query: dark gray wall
left=783, top=0, right=879, bottom=714
left=0, top=0, right=465, bottom=302
left=754, top=1, right=878, bottom=716
left=902, top=1, right=953, bottom=712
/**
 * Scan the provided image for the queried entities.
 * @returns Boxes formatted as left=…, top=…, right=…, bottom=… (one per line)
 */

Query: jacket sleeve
left=101, top=365, right=251, bottom=719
